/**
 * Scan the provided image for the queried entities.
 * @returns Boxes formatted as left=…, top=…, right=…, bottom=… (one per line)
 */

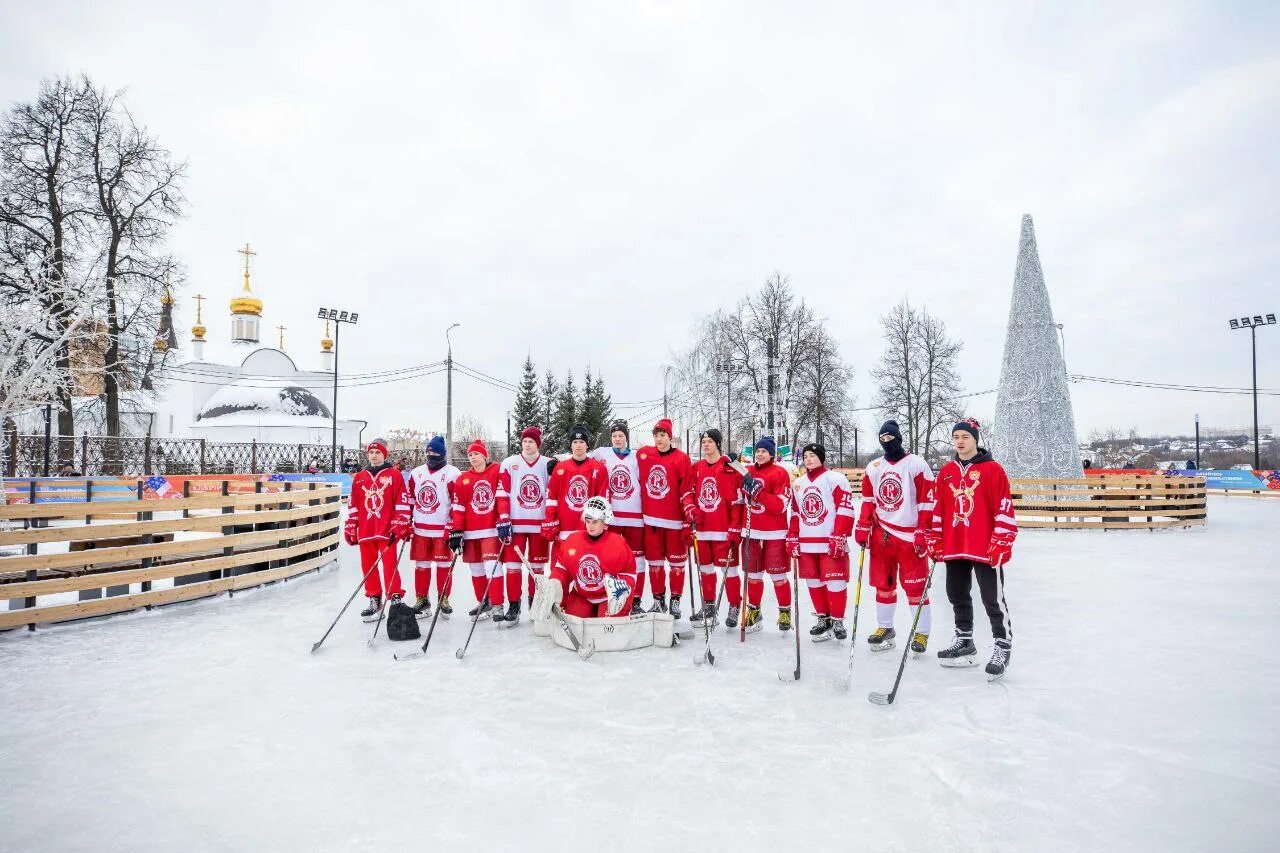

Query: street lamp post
left=662, top=365, right=673, bottom=420
left=1229, top=313, right=1276, bottom=470
left=446, top=323, right=461, bottom=466
left=318, top=308, right=359, bottom=471
left=1194, top=413, right=1200, bottom=470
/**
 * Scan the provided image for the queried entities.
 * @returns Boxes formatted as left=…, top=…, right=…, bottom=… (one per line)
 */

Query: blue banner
left=1168, top=469, right=1266, bottom=490
left=265, top=472, right=353, bottom=497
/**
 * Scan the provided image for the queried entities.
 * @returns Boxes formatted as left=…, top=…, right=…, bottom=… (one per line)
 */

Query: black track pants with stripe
left=945, top=559, right=1012, bottom=643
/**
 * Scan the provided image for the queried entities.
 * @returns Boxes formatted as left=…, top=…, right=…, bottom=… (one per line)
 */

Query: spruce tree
left=511, top=355, right=542, bottom=455
left=579, top=369, right=614, bottom=447
left=540, top=369, right=560, bottom=455
left=550, top=370, right=578, bottom=453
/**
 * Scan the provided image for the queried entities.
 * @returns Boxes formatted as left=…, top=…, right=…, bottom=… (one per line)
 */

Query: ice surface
left=2, top=497, right=1278, bottom=852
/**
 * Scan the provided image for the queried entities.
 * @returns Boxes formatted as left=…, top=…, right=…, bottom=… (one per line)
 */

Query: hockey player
left=450, top=439, right=505, bottom=622
left=591, top=419, right=647, bottom=614
left=682, top=428, right=745, bottom=629
left=497, top=425, right=553, bottom=618
left=855, top=420, right=935, bottom=653
left=786, top=443, right=855, bottom=641
left=405, top=435, right=460, bottom=619
left=741, top=436, right=794, bottom=632
left=345, top=439, right=412, bottom=620
left=533, top=496, right=637, bottom=619
left=542, top=424, right=609, bottom=551
left=637, top=418, right=693, bottom=618
left=927, top=418, right=1016, bottom=680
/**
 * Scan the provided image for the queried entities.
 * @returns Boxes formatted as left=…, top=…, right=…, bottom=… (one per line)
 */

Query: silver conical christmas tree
left=989, top=215, right=1083, bottom=478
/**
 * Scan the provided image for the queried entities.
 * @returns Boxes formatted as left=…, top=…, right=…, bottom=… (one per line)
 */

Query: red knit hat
left=366, top=439, right=388, bottom=455
left=520, top=425, right=542, bottom=447
left=467, top=439, right=488, bottom=459
left=652, top=418, right=673, bottom=437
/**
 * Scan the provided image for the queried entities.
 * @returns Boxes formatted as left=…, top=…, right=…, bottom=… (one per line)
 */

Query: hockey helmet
left=581, top=495, right=613, bottom=525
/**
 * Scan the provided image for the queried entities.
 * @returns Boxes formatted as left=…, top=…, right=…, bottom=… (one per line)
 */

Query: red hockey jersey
left=744, top=460, right=791, bottom=540
left=788, top=466, right=855, bottom=553
left=858, top=453, right=934, bottom=542
left=450, top=463, right=501, bottom=540
left=551, top=529, right=638, bottom=604
left=681, top=455, right=744, bottom=542
left=931, top=451, right=1017, bottom=564
left=637, top=445, right=692, bottom=530
left=348, top=463, right=410, bottom=542
left=497, top=452, right=552, bottom=534
left=545, top=456, right=609, bottom=537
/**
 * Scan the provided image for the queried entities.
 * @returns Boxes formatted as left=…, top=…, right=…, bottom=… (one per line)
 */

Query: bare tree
left=871, top=299, right=964, bottom=463
left=0, top=284, right=89, bottom=422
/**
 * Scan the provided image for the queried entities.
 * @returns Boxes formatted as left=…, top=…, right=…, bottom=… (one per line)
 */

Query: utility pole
left=853, top=425, right=859, bottom=469
left=318, top=308, right=359, bottom=472
left=663, top=365, right=672, bottom=420
left=1229, top=313, right=1275, bottom=470
left=766, top=337, right=777, bottom=434
left=1194, top=413, right=1200, bottom=470
left=446, top=323, right=460, bottom=466
left=507, top=412, right=512, bottom=457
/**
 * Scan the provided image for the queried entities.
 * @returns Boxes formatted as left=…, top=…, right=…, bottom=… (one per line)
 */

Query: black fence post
left=221, top=480, right=235, bottom=594
left=138, top=480, right=154, bottom=605
left=199, top=439, right=206, bottom=475
left=251, top=439, right=258, bottom=474
left=144, top=433, right=152, bottom=475
left=182, top=479, right=191, bottom=519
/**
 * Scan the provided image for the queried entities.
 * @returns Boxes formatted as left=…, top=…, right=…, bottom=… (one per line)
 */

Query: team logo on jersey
left=517, top=473, right=543, bottom=509
left=575, top=553, right=603, bottom=591
left=697, top=477, right=721, bottom=512
left=565, top=475, right=590, bottom=510
left=646, top=466, right=670, bottom=499
left=364, top=477, right=389, bottom=518
left=949, top=473, right=979, bottom=528
left=609, top=466, right=635, bottom=500
left=471, top=481, right=495, bottom=514
left=416, top=481, right=440, bottom=513
left=877, top=472, right=904, bottom=512
left=798, top=487, right=829, bottom=525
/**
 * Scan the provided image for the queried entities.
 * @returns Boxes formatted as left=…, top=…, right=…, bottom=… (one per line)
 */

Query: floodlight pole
left=1230, top=313, right=1275, bottom=471
left=331, top=319, right=341, bottom=472
left=446, top=323, right=460, bottom=466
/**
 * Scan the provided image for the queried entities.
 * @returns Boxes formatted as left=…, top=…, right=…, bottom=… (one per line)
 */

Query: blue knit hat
left=754, top=436, right=777, bottom=459
left=425, top=435, right=447, bottom=458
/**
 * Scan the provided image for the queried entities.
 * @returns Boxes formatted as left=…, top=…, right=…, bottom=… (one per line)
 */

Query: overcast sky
left=3, top=1, right=1277, bottom=445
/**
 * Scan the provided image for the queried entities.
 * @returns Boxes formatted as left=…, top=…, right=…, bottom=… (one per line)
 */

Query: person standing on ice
left=450, top=439, right=505, bottom=622
left=637, top=418, right=693, bottom=618
left=741, top=436, right=794, bottom=633
left=533, top=496, right=637, bottom=619
left=542, top=424, right=608, bottom=564
left=786, top=443, right=856, bottom=641
left=682, top=428, right=745, bottom=630
left=405, top=435, right=460, bottom=619
left=496, top=425, right=553, bottom=611
left=855, top=420, right=936, bottom=653
left=926, top=418, right=1016, bottom=681
left=346, top=439, right=412, bottom=621
left=590, top=419, right=647, bottom=614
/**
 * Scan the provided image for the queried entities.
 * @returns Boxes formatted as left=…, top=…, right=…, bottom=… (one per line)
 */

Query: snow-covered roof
left=197, top=381, right=332, bottom=422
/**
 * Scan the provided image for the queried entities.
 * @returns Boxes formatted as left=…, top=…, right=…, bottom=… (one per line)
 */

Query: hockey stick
left=778, top=552, right=802, bottom=682
left=367, top=539, right=409, bottom=647
left=393, top=550, right=462, bottom=661
left=310, top=537, right=396, bottom=654
left=829, top=546, right=867, bottom=692
left=455, top=555, right=502, bottom=660
left=868, top=559, right=938, bottom=706
left=694, top=552, right=730, bottom=666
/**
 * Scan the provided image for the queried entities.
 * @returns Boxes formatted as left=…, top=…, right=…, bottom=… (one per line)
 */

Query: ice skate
left=438, top=595, right=453, bottom=618
left=724, top=604, right=740, bottom=629
left=742, top=605, right=763, bottom=634
left=648, top=594, right=667, bottom=614
left=497, top=600, right=521, bottom=628
left=630, top=599, right=644, bottom=616
left=359, top=595, right=383, bottom=622
left=777, top=607, right=792, bottom=632
left=668, top=594, right=682, bottom=620
left=937, top=632, right=978, bottom=667
left=810, top=615, right=833, bottom=642
left=411, top=596, right=431, bottom=619
left=467, top=599, right=492, bottom=619
left=690, top=602, right=717, bottom=629
left=490, top=601, right=506, bottom=622
left=986, top=641, right=1011, bottom=681
left=831, top=617, right=847, bottom=641
left=910, top=632, right=928, bottom=655
left=867, top=626, right=896, bottom=651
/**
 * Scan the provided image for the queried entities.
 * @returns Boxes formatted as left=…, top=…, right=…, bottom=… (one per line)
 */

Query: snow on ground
left=1, top=496, right=1277, bottom=852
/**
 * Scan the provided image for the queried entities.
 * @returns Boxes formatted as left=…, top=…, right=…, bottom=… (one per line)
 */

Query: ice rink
left=2, top=496, right=1278, bottom=852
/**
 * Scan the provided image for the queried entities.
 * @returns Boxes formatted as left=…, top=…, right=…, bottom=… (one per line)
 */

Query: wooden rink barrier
left=838, top=470, right=1207, bottom=530
left=0, top=480, right=342, bottom=631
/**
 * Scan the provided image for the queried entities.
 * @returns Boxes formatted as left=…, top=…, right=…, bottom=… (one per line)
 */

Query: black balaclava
left=879, top=420, right=905, bottom=462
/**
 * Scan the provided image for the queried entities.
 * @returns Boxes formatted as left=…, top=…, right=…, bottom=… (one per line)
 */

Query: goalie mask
left=581, top=495, right=613, bottom=525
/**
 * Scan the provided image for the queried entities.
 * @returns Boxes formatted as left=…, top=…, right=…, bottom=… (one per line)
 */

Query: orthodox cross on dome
left=238, top=242, right=257, bottom=291
left=277, top=324, right=287, bottom=350
left=193, top=294, right=205, bottom=323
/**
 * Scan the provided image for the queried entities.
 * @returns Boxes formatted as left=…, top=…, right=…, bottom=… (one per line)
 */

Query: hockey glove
left=343, top=515, right=358, bottom=546
left=987, top=532, right=1014, bottom=568
left=785, top=531, right=800, bottom=557
left=912, top=529, right=928, bottom=558
left=447, top=530, right=464, bottom=554
left=827, top=535, right=849, bottom=559
left=603, top=574, right=633, bottom=616
left=853, top=522, right=871, bottom=549
left=531, top=574, right=562, bottom=621
left=682, top=502, right=699, bottom=526
left=541, top=519, right=559, bottom=541
left=681, top=523, right=694, bottom=548
left=925, top=531, right=943, bottom=562
left=742, top=474, right=763, bottom=500
left=727, top=527, right=742, bottom=546
left=497, top=522, right=512, bottom=544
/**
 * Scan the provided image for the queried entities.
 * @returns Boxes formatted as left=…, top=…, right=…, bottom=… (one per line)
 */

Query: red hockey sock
left=526, top=572, right=538, bottom=600
left=746, top=578, right=764, bottom=607
left=669, top=567, right=686, bottom=598
left=632, top=570, right=646, bottom=603
left=726, top=574, right=742, bottom=607
left=505, top=569, right=522, bottom=603
left=772, top=575, right=792, bottom=607
left=487, top=573, right=504, bottom=606
left=700, top=569, right=717, bottom=603
left=807, top=584, right=830, bottom=616
left=827, top=586, right=848, bottom=618
left=650, top=566, right=667, bottom=596
left=414, top=566, right=431, bottom=598
left=471, top=574, right=485, bottom=601
left=436, top=566, right=452, bottom=597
